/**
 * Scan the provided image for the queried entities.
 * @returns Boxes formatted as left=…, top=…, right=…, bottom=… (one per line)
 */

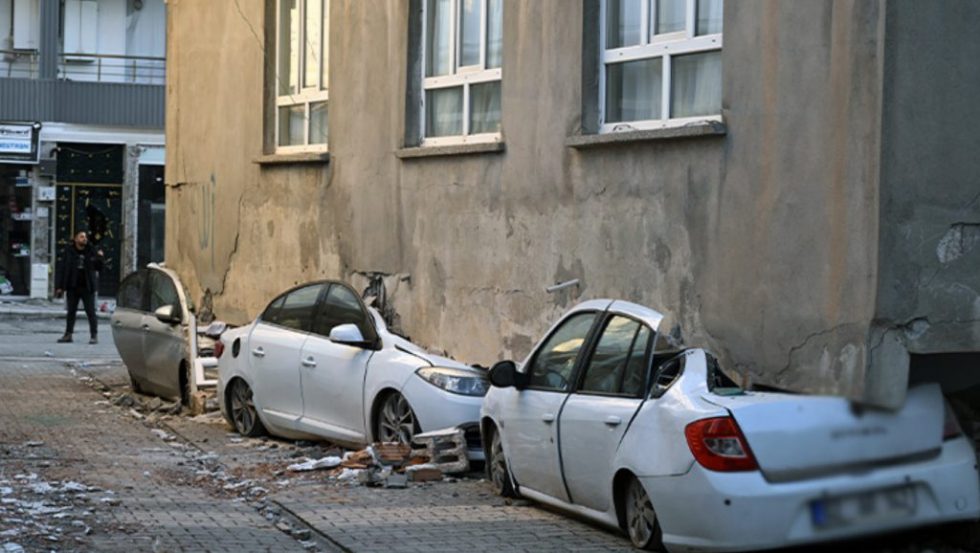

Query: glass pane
left=459, top=0, right=482, bottom=67
left=313, top=284, right=376, bottom=341
left=527, top=313, right=597, bottom=392
left=426, top=0, right=453, bottom=76
left=606, top=0, right=642, bottom=49
left=304, top=0, right=322, bottom=88
left=581, top=316, right=641, bottom=394
left=278, top=284, right=325, bottom=332
left=310, top=101, right=328, bottom=144
left=486, top=0, right=502, bottom=68
left=262, top=296, right=286, bottom=324
left=605, top=57, right=662, bottom=123
left=621, top=326, right=651, bottom=396
left=148, top=270, right=178, bottom=312
left=671, top=50, right=722, bottom=118
left=278, top=105, right=306, bottom=146
left=278, top=0, right=300, bottom=95
left=469, top=81, right=501, bottom=134
left=696, top=0, right=722, bottom=35
left=321, top=0, right=330, bottom=88
left=118, top=271, right=145, bottom=310
left=656, top=0, right=685, bottom=34
left=425, top=86, right=463, bottom=137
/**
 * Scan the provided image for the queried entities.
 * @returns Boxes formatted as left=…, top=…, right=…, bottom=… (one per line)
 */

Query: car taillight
left=685, top=416, right=759, bottom=472
left=214, top=340, right=225, bottom=359
left=943, top=402, right=963, bottom=440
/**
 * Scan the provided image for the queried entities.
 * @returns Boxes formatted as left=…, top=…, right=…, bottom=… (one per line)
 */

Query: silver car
left=110, top=263, right=195, bottom=403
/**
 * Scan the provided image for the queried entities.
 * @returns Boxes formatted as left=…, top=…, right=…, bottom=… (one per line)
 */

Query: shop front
left=0, top=122, right=41, bottom=297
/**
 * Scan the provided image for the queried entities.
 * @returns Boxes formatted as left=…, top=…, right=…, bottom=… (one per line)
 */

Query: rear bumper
left=642, top=437, right=980, bottom=553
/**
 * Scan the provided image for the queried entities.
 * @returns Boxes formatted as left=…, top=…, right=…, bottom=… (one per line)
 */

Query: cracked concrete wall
left=166, top=1, right=900, bottom=404
left=867, top=0, right=980, bottom=403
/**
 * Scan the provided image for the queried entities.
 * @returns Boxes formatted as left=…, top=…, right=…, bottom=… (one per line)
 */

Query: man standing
left=55, top=230, right=104, bottom=344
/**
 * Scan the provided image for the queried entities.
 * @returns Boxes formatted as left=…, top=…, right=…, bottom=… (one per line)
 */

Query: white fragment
left=287, top=456, right=342, bottom=472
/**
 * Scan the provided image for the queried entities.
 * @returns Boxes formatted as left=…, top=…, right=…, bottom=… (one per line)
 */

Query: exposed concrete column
left=38, top=0, right=59, bottom=80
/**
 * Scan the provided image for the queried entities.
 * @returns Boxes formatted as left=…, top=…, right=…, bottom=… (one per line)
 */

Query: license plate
left=810, top=485, right=917, bottom=529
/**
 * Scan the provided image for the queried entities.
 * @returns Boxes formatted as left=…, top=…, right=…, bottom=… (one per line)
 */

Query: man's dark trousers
left=66, top=286, right=97, bottom=338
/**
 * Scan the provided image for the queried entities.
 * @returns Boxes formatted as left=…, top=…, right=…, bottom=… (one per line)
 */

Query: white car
left=481, top=299, right=980, bottom=552
left=217, top=280, right=487, bottom=457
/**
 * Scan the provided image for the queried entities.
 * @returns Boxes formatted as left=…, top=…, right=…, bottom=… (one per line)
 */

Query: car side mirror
left=154, top=304, right=181, bottom=325
left=489, top=360, right=528, bottom=390
left=329, top=323, right=370, bottom=348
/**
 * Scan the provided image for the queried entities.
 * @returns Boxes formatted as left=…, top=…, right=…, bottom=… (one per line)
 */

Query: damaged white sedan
left=481, top=299, right=980, bottom=552
left=217, top=280, right=487, bottom=458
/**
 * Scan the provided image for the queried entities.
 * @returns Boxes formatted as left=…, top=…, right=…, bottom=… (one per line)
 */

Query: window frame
left=598, top=0, right=723, bottom=134
left=273, top=0, right=330, bottom=153
left=573, top=313, right=655, bottom=399
left=419, top=0, right=503, bottom=147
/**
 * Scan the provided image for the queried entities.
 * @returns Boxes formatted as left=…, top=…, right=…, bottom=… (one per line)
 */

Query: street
left=1, top=316, right=977, bottom=553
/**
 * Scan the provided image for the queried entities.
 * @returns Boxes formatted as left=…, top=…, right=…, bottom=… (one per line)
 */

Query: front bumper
left=642, top=437, right=980, bottom=553
left=399, top=375, right=486, bottom=461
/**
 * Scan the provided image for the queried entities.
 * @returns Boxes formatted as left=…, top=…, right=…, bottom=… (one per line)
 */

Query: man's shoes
left=57, top=334, right=72, bottom=343
left=89, top=337, right=98, bottom=345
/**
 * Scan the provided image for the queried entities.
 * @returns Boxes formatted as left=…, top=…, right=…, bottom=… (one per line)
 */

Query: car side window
left=580, top=316, right=650, bottom=396
left=526, top=312, right=597, bottom=392
left=117, top=270, right=146, bottom=311
left=276, top=284, right=325, bottom=332
left=148, top=270, right=179, bottom=312
left=261, top=295, right=286, bottom=325
left=312, top=284, right=378, bottom=342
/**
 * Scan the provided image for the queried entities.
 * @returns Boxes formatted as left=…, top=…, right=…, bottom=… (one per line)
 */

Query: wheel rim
left=490, top=432, right=509, bottom=491
left=230, top=381, right=256, bottom=435
left=378, top=394, right=415, bottom=443
left=626, top=478, right=656, bottom=547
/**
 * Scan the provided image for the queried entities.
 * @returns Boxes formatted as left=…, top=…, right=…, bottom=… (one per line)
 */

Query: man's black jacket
left=57, top=244, right=104, bottom=292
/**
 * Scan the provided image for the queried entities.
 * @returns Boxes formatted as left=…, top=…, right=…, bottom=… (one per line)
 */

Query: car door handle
left=604, top=416, right=623, bottom=426
left=141, top=324, right=150, bottom=331
left=251, top=347, right=266, bottom=358
left=301, top=357, right=317, bottom=368
left=542, top=413, right=555, bottom=423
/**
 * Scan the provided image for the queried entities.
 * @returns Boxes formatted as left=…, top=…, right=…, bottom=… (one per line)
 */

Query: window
left=526, top=312, right=597, bottom=392
left=580, top=316, right=652, bottom=397
left=600, top=0, right=723, bottom=132
left=312, top=284, right=378, bottom=342
left=148, top=270, right=179, bottom=312
left=274, top=0, right=329, bottom=151
left=276, top=284, right=325, bottom=332
left=420, top=0, right=503, bottom=145
left=118, top=270, right=147, bottom=311
left=260, top=295, right=287, bottom=325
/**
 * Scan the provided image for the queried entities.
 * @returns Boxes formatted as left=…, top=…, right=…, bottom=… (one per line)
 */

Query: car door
left=247, top=283, right=324, bottom=428
left=142, top=269, right=186, bottom=395
left=110, top=270, right=148, bottom=380
left=559, top=315, right=652, bottom=512
left=497, top=311, right=600, bottom=502
left=297, top=283, right=379, bottom=442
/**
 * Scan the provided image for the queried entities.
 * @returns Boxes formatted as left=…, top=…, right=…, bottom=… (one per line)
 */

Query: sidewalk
left=0, top=296, right=112, bottom=320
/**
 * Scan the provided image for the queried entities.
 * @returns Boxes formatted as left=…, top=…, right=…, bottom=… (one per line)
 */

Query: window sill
left=253, top=151, right=330, bottom=166
left=566, top=121, right=727, bottom=149
left=395, top=141, right=505, bottom=159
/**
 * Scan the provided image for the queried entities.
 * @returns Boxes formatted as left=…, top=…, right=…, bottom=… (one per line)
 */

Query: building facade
left=166, top=0, right=980, bottom=408
left=0, top=0, right=166, bottom=299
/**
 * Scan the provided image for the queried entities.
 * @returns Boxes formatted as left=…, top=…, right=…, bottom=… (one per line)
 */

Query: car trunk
left=701, top=384, right=945, bottom=483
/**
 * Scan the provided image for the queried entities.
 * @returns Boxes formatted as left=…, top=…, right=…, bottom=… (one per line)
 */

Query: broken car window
left=706, top=352, right=743, bottom=395
left=148, top=270, right=180, bottom=313
left=580, top=316, right=644, bottom=396
left=527, top=312, right=598, bottom=392
left=117, top=270, right=147, bottom=311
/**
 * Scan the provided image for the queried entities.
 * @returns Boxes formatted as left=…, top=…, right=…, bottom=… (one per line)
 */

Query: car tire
left=487, top=427, right=517, bottom=498
left=375, top=392, right=419, bottom=444
left=625, top=476, right=664, bottom=551
left=228, top=379, right=266, bottom=438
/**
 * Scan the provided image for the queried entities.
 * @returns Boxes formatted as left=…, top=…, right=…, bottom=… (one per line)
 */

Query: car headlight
left=416, top=367, right=489, bottom=396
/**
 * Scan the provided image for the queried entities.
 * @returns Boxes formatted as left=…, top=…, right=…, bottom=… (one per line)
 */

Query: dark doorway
left=137, top=164, right=165, bottom=269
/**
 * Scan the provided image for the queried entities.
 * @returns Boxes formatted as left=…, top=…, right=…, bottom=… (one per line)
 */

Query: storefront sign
left=0, top=122, right=41, bottom=164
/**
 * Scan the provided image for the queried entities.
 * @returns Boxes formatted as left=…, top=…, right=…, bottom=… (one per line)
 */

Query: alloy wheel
left=625, top=477, right=660, bottom=550
left=377, top=393, right=416, bottom=444
left=229, top=380, right=264, bottom=437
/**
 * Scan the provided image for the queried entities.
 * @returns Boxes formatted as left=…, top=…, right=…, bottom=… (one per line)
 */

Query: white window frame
left=599, top=0, right=722, bottom=134
left=420, top=0, right=502, bottom=147
left=274, top=0, right=329, bottom=153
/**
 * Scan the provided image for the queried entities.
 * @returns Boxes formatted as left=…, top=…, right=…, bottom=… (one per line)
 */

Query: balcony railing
left=58, top=52, right=166, bottom=85
left=0, top=49, right=39, bottom=79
